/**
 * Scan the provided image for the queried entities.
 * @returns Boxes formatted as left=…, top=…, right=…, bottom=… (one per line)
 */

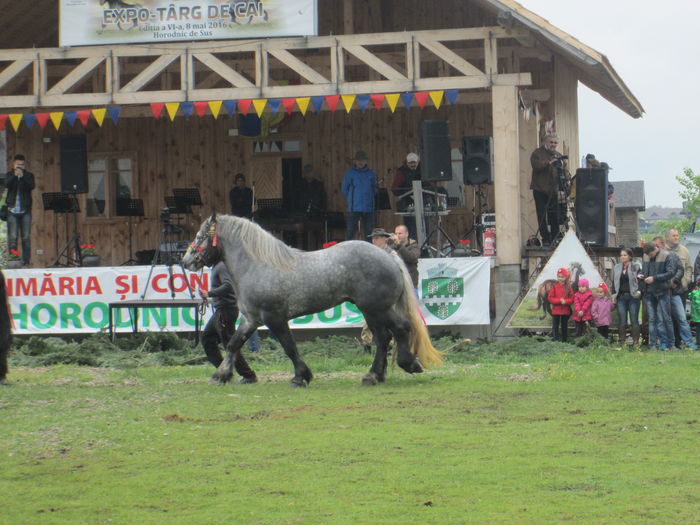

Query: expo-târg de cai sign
left=59, top=0, right=318, bottom=47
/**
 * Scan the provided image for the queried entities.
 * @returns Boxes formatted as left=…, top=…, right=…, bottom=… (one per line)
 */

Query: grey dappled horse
left=182, top=214, right=441, bottom=387
left=0, top=271, right=11, bottom=383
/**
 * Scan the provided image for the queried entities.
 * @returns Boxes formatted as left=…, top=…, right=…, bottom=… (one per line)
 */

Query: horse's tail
left=527, top=288, right=543, bottom=311
left=393, top=255, right=442, bottom=368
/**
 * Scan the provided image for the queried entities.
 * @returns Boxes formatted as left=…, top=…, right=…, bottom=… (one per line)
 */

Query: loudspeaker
left=462, top=136, right=493, bottom=185
left=575, top=167, right=609, bottom=246
left=420, top=120, right=452, bottom=182
left=60, top=135, right=88, bottom=194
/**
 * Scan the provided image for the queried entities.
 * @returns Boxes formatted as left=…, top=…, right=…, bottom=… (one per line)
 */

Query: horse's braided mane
left=217, top=215, right=299, bottom=272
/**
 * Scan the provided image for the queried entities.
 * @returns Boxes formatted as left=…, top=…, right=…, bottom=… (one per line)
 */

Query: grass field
left=2, top=336, right=700, bottom=523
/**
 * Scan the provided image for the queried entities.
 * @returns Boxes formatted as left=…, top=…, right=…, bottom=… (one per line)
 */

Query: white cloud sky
left=516, top=0, right=700, bottom=208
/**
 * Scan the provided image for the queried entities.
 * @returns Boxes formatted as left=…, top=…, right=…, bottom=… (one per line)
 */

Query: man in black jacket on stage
left=2, top=154, right=35, bottom=266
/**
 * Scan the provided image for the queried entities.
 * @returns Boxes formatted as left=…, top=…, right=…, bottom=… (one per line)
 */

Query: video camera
left=552, top=154, right=568, bottom=170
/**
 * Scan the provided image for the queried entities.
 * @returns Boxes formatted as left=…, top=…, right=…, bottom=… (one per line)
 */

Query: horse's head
left=182, top=213, right=222, bottom=271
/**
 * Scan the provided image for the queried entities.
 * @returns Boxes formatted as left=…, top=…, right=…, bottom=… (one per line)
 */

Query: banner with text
left=3, top=258, right=490, bottom=335
left=59, top=0, right=318, bottom=47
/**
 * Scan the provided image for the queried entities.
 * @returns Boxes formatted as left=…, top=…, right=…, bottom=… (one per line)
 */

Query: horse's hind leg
left=266, top=318, right=312, bottom=388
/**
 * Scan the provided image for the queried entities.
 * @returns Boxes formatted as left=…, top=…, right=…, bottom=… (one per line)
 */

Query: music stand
left=173, top=188, right=203, bottom=207
left=51, top=194, right=83, bottom=267
left=117, top=198, right=145, bottom=265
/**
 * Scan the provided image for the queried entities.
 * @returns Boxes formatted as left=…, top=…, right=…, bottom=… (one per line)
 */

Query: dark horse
left=0, top=270, right=11, bottom=384
left=529, top=262, right=584, bottom=319
left=182, top=214, right=442, bottom=387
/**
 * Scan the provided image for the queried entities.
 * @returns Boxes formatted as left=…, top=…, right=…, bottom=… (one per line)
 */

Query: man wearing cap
left=301, top=164, right=327, bottom=215
left=368, top=227, right=393, bottom=253
left=391, top=152, right=423, bottom=240
left=342, top=151, right=376, bottom=240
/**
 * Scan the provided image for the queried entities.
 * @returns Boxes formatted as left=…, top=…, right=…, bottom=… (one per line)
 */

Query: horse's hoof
left=361, top=373, right=378, bottom=386
left=210, top=371, right=233, bottom=385
left=290, top=378, right=308, bottom=388
left=239, top=375, right=258, bottom=385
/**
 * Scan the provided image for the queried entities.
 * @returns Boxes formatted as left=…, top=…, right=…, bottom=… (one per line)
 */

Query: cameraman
left=530, top=133, right=569, bottom=246
left=2, top=154, right=35, bottom=267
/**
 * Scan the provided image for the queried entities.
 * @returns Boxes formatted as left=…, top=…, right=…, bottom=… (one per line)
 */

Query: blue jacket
left=341, top=165, right=376, bottom=213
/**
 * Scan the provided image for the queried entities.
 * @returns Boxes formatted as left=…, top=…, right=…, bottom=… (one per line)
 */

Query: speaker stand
left=53, top=197, right=83, bottom=267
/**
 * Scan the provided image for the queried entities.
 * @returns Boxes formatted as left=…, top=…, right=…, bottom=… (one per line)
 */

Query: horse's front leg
left=362, top=317, right=391, bottom=386
left=267, top=319, right=312, bottom=388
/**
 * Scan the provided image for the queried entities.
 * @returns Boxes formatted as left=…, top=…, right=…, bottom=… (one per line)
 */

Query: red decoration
left=325, top=95, right=340, bottom=112
left=0, top=114, right=7, bottom=131
left=281, top=98, right=296, bottom=115
left=77, top=109, right=91, bottom=126
left=237, top=99, right=252, bottom=115
left=322, top=241, right=338, bottom=249
left=194, top=101, right=208, bottom=117
left=370, top=94, right=384, bottom=110
left=35, top=113, right=50, bottom=129
left=150, top=102, right=165, bottom=119
left=414, top=92, right=430, bottom=109
left=459, top=239, right=471, bottom=246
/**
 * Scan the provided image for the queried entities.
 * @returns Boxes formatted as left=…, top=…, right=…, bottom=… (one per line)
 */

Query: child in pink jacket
left=573, top=278, right=593, bottom=337
left=591, top=282, right=614, bottom=339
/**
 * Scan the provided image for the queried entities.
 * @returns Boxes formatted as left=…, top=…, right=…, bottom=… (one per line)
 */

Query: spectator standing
left=548, top=267, right=574, bottom=342
left=2, top=154, right=35, bottom=266
left=341, top=151, right=376, bottom=240
left=611, top=247, right=643, bottom=347
left=640, top=243, right=676, bottom=350
left=591, top=283, right=614, bottom=339
left=229, top=173, right=254, bottom=218
left=665, top=228, right=693, bottom=347
left=689, top=277, right=700, bottom=348
left=573, top=278, right=593, bottom=337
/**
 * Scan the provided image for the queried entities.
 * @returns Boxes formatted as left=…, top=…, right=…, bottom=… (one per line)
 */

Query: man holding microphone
left=3, top=154, right=35, bottom=267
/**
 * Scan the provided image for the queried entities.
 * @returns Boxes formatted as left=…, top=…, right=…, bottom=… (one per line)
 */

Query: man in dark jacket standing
left=199, top=260, right=257, bottom=383
left=391, top=224, right=420, bottom=292
left=641, top=243, right=676, bottom=350
left=341, top=151, right=376, bottom=240
left=229, top=173, right=254, bottom=218
left=2, top=154, right=35, bottom=266
left=530, top=134, right=568, bottom=246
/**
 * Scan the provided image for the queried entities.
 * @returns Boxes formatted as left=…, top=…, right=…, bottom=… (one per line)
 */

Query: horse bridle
left=188, top=218, right=222, bottom=267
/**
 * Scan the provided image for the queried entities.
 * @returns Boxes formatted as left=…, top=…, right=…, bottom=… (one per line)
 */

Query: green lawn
left=2, top=339, right=700, bottom=523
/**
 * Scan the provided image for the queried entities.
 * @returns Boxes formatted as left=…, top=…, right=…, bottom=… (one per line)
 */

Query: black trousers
left=575, top=320, right=587, bottom=337
left=552, top=314, right=570, bottom=342
left=201, top=307, right=256, bottom=379
left=597, top=326, right=609, bottom=339
left=533, top=190, right=560, bottom=245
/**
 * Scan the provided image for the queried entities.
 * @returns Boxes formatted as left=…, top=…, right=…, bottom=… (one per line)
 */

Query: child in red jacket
left=573, top=278, right=593, bottom=337
left=548, top=267, right=574, bottom=342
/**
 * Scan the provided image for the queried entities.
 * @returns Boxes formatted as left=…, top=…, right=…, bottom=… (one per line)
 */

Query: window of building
left=86, top=154, right=136, bottom=218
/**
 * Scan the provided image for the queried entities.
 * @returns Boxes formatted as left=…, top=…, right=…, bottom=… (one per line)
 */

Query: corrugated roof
left=479, top=0, right=644, bottom=119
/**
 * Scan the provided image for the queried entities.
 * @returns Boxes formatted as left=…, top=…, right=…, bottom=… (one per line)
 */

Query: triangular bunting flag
left=429, top=90, right=444, bottom=109
left=208, top=100, right=223, bottom=118
left=181, top=102, right=194, bottom=119
left=107, top=107, right=120, bottom=125
left=194, top=101, right=208, bottom=117
left=77, top=110, right=91, bottom=127
left=92, top=108, right=106, bottom=127
left=357, top=94, right=370, bottom=112
left=281, top=98, right=296, bottom=115
left=150, top=102, right=165, bottom=119
left=445, top=89, right=458, bottom=105
left=50, top=112, right=64, bottom=130
left=22, top=114, right=36, bottom=130
left=341, top=94, right=356, bottom=113
left=268, top=99, right=282, bottom=114
left=370, top=94, right=384, bottom=110
left=35, top=113, right=50, bottom=129
left=311, top=96, right=324, bottom=113
left=165, top=102, right=180, bottom=121
left=385, top=94, right=400, bottom=113
left=9, top=114, right=23, bottom=131
left=65, top=111, right=78, bottom=127
left=296, top=97, right=310, bottom=116
left=401, top=92, right=414, bottom=109
left=0, top=114, right=8, bottom=131
left=252, top=99, right=267, bottom=118
left=325, top=95, right=340, bottom=112
left=414, top=92, right=429, bottom=109
left=223, top=99, right=237, bottom=116
left=237, top=99, right=252, bottom=115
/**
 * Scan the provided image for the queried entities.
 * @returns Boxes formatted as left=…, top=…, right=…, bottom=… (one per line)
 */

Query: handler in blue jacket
left=341, top=150, right=376, bottom=240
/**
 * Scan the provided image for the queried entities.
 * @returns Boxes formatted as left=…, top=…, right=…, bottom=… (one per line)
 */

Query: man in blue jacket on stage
left=341, top=150, right=376, bottom=240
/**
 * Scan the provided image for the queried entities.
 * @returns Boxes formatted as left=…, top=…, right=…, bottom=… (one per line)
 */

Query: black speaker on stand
left=420, top=120, right=452, bottom=182
left=462, top=136, right=493, bottom=185
left=575, top=167, right=609, bottom=246
left=55, top=135, right=88, bottom=266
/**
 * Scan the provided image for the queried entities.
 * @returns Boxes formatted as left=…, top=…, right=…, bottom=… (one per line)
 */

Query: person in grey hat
left=341, top=150, right=377, bottom=240
left=368, top=227, right=393, bottom=253
left=392, top=152, right=424, bottom=240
